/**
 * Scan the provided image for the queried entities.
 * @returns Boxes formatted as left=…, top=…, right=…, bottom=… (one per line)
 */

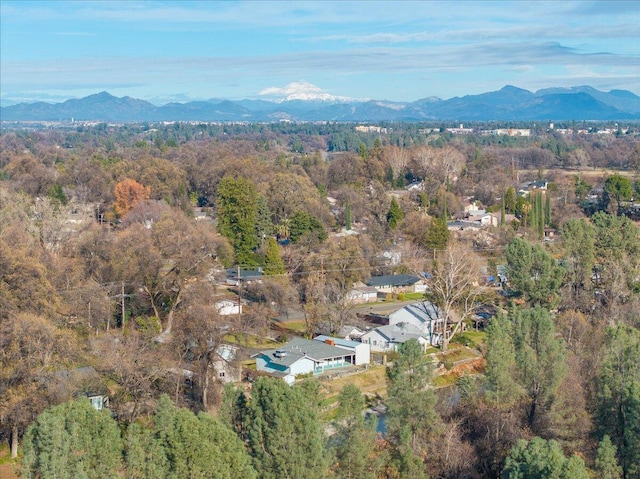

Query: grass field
left=319, top=365, right=388, bottom=402
left=223, top=332, right=283, bottom=349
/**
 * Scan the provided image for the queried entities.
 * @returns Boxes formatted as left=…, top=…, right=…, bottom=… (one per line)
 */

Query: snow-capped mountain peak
left=258, top=81, right=362, bottom=103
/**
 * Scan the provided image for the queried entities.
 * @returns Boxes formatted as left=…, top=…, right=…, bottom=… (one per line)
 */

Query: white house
left=213, top=344, right=241, bottom=383
left=313, top=335, right=370, bottom=366
left=360, top=323, right=430, bottom=352
left=467, top=213, right=499, bottom=227
left=215, top=299, right=241, bottom=316
left=252, top=337, right=358, bottom=385
left=346, top=285, right=378, bottom=304
left=388, top=302, right=444, bottom=346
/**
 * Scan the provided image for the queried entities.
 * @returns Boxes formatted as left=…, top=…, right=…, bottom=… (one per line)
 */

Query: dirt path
left=0, top=462, right=19, bottom=479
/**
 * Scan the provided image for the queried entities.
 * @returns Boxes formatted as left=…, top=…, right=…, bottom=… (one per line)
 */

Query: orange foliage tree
left=113, top=178, right=151, bottom=218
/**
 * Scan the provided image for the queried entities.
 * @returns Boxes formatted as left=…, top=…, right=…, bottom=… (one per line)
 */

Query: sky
left=1, top=0, right=639, bottom=105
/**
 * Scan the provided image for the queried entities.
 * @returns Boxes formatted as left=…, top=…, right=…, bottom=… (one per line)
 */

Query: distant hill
left=2, top=86, right=639, bottom=122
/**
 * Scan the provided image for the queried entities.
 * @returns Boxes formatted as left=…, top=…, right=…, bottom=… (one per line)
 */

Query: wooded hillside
left=1, top=122, right=639, bottom=478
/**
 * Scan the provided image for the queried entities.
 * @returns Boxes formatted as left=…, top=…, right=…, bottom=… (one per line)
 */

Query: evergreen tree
left=151, top=394, right=257, bottom=479
left=574, top=175, right=591, bottom=201
left=592, top=212, right=640, bottom=263
left=387, top=197, right=404, bottom=229
left=289, top=210, right=327, bottom=243
left=544, top=193, right=551, bottom=226
left=597, top=326, right=640, bottom=478
left=485, top=307, right=567, bottom=428
left=560, top=219, right=596, bottom=304
left=235, top=377, right=329, bottom=479
left=604, top=174, right=633, bottom=215
left=263, top=237, right=285, bottom=275
left=505, top=237, right=564, bottom=307
left=594, top=435, right=623, bottom=479
left=530, top=192, right=538, bottom=234
left=255, top=194, right=273, bottom=246
left=332, top=384, right=384, bottom=479
left=359, top=142, right=368, bottom=159
left=537, top=192, right=544, bottom=239
left=485, top=312, right=523, bottom=407
left=501, top=437, right=589, bottom=479
left=125, top=422, right=169, bottom=479
left=511, top=307, right=567, bottom=427
left=216, top=176, right=260, bottom=266
left=22, top=399, right=122, bottom=479
left=501, top=196, right=506, bottom=226
left=504, top=187, right=517, bottom=213
left=424, top=217, right=450, bottom=251
left=386, top=339, right=441, bottom=462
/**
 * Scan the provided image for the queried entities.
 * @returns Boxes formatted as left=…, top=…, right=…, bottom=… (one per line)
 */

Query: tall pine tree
left=387, top=197, right=404, bottom=229
left=233, top=377, right=329, bottom=479
left=216, top=176, right=259, bottom=266
left=263, top=237, right=285, bottom=275
left=386, top=339, right=441, bottom=474
left=597, top=326, right=640, bottom=478
left=22, top=399, right=122, bottom=479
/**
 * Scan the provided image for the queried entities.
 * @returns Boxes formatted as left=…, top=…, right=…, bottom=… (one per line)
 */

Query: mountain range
left=2, top=85, right=640, bottom=123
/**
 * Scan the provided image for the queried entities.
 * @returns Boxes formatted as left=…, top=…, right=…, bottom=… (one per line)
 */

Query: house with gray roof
left=366, top=274, right=427, bottom=296
left=360, top=323, right=431, bottom=352
left=252, top=336, right=358, bottom=385
left=313, top=335, right=370, bottom=365
left=388, top=301, right=444, bottom=346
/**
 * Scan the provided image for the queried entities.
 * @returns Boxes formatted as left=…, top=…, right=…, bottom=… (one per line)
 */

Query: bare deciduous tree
left=426, top=242, right=485, bottom=351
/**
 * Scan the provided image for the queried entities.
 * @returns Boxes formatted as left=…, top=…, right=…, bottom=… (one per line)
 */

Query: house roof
left=226, top=268, right=263, bottom=280
left=337, top=325, right=365, bottom=338
left=216, top=344, right=238, bottom=362
left=366, top=324, right=426, bottom=343
left=349, top=286, right=378, bottom=294
left=366, top=274, right=420, bottom=287
left=253, top=336, right=353, bottom=367
left=393, top=301, right=443, bottom=322
left=314, top=335, right=362, bottom=349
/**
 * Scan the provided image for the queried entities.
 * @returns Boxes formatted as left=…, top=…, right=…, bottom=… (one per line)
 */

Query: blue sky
left=1, top=0, right=639, bottom=104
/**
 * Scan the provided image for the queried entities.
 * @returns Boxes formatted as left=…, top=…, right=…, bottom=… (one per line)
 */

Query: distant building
left=446, top=124, right=474, bottom=135
left=355, top=125, right=388, bottom=134
left=483, top=128, right=531, bottom=137
left=366, top=274, right=425, bottom=296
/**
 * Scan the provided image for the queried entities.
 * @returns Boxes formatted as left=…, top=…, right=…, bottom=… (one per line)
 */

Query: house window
left=219, top=372, right=225, bottom=378
left=89, top=396, right=103, bottom=410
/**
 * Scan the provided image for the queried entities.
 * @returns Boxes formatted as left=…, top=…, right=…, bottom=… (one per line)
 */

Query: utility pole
left=112, top=282, right=131, bottom=330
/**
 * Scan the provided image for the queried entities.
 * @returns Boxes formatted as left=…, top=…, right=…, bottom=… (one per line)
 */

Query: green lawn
left=223, top=333, right=283, bottom=349
left=451, top=330, right=486, bottom=350
left=437, top=346, right=479, bottom=365
left=403, top=292, right=426, bottom=300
